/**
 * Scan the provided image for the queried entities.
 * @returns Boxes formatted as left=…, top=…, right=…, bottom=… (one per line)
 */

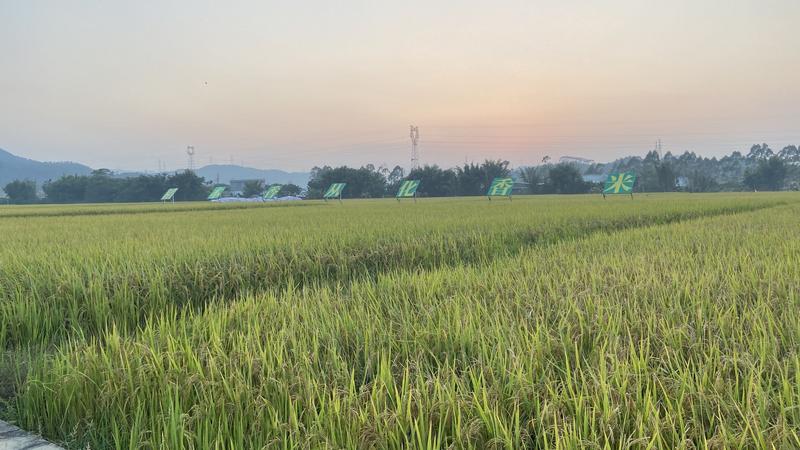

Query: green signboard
left=262, top=184, right=282, bottom=200
left=487, top=177, right=514, bottom=198
left=603, top=172, right=636, bottom=196
left=160, top=188, right=178, bottom=201
left=207, top=186, right=226, bottom=200
left=396, top=180, right=420, bottom=199
left=323, top=183, right=346, bottom=200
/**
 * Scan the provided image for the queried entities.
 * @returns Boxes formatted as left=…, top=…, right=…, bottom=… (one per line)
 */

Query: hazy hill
left=0, top=148, right=310, bottom=188
left=196, top=165, right=310, bottom=186
left=0, top=148, right=92, bottom=187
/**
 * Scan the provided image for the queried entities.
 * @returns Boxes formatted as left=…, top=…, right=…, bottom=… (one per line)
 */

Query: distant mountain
left=196, top=165, right=310, bottom=186
left=0, top=148, right=92, bottom=187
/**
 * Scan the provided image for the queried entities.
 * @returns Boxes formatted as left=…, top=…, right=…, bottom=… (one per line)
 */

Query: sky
left=1, top=0, right=798, bottom=172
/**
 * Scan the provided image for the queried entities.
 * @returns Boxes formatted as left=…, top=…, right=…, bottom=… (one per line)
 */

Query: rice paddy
left=1, top=193, right=799, bottom=449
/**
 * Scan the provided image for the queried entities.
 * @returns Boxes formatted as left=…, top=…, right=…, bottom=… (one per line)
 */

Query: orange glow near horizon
left=1, top=1, right=798, bottom=171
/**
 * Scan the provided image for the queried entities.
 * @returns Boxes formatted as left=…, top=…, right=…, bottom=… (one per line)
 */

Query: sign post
left=160, top=188, right=178, bottom=203
left=602, top=172, right=636, bottom=199
left=396, top=180, right=420, bottom=202
left=323, top=183, right=346, bottom=202
left=262, top=185, right=282, bottom=200
left=207, top=186, right=225, bottom=200
left=486, top=177, right=513, bottom=201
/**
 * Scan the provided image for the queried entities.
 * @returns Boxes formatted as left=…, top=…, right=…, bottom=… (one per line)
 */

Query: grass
left=1, top=193, right=799, bottom=448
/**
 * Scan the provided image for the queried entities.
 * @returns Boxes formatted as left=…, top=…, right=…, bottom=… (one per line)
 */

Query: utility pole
left=410, top=125, right=420, bottom=170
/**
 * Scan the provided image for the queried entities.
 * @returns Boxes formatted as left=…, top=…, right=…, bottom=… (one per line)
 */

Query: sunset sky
left=1, top=0, right=798, bottom=172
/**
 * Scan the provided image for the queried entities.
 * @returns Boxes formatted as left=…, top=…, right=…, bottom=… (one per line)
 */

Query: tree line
left=306, top=160, right=518, bottom=199
left=0, top=170, right=306, bottom=204
left=3, top=170, right=210, bottom=204
left=305, top=143, right=799, bottom=198
left=587, top=143, right=800, bottom=193
left=2, top=144, right=798, bottom=204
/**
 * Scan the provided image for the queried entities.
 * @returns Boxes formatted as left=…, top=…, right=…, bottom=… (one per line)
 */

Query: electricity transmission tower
left=186, top=145, right=195, bottom=171
left=409, top=125, right=420, bottom=170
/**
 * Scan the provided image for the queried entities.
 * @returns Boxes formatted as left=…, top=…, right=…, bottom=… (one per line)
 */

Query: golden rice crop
left=1, top=193, right=798, bottom=449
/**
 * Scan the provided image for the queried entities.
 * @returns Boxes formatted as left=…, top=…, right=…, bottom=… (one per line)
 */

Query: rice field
left=1, top=193, right=799, bottom=449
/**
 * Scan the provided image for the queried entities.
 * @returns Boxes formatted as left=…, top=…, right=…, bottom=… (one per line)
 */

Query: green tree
left=454, top=160, right=510, bottom=196
left=242, top=180, right=265, bottom=197
left=547, top=164, right=588, bottom=194
left=306, top=165, right=387, bottom=199
left=385, top=165, right=406, bottom=196
left=387, top=165, right=404, bottom=185
left=84, top=169, right=124, bottom=203
left=454, top=163, right=484, bottom=196
left=518, top=166, right=543, bottom=194
left=655, top=162, right=677, bottom=192
left=3, top=180, right=38, bottom=204
left=747, top=143, right=774, bottom=161
left=744, top=157, right=788, bottom=191
left=407, top=165, right=457, bottom=197
left=43, top=172, right=172, bottom=203
left=278, top=183, right=302, bottom=197
left=481, top=159, right=511, bottom=182
left=115, top=174, right=169, bottom=202
left=43, top=175, right=89, bottom=203
left=167, top=171, right=210, bottom=201
left=778, top=145, right=800, bottom=164
left=687, top=170, right=717, bottom=193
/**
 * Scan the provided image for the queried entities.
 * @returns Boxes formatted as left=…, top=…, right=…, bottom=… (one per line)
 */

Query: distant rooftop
left=560, top=156, right=595, bottom=164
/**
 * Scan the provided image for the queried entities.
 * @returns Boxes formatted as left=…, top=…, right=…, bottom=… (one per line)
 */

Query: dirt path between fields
left=0, top=421, right=62, bottom=449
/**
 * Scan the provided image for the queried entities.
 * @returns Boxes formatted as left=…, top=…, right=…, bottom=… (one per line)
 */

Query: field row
left=11, top=201, right=800, bottom=449
left=0, top=200, right=310, bottom=219
left=0, top=194, right=793, bottom=348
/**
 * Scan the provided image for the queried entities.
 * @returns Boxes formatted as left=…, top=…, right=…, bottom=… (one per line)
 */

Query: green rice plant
left=0, top=193, right=793, bottom=350
left=0, top=199, right=311, bottom=219
left=9, top=198, right=800, bottom=449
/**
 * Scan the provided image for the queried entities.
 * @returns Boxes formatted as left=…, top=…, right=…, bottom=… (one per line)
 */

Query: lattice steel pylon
left=409, top=125, right=420, bottom=170
left=186, top=145, right=195, bottom=171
